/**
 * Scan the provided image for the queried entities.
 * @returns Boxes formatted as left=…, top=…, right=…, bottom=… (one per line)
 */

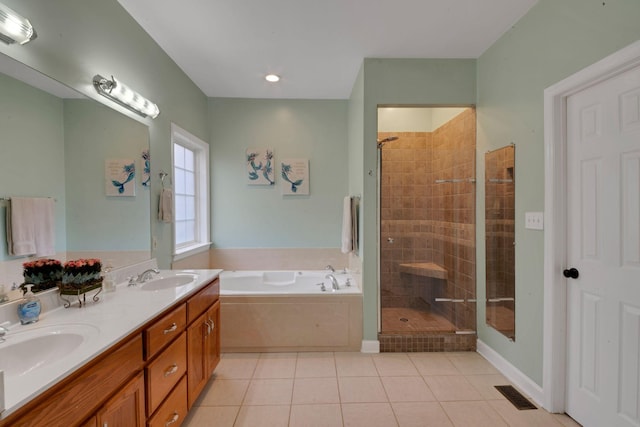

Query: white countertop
left=0, top=268, right=221, bottom=420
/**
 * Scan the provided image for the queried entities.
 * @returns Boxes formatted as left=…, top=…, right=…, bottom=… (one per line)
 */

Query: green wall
left=0, top=73, right=66, bottom=260
left=357, top=59, right=477, bottom=341
left=0, top=0, right=209, bottom=268
left=476, top=0, right=640, bottom=386
left=64, top=100, right=150, bottom=251
left=208, top=98, right=348, bottom=247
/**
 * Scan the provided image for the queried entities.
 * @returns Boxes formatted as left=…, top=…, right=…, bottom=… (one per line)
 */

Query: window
left=171, top=123, right=210, bottom=260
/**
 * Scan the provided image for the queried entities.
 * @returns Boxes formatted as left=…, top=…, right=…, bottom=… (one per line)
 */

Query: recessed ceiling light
left=265, top=74, right=280, bottom=83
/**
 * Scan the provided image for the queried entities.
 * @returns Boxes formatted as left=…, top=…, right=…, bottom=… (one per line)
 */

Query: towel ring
left=159, top=171, right=170, bottom=188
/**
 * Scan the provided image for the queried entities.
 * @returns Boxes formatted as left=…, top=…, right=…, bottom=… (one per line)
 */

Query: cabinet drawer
left=145, top=304, right=187, bottom=359
left=147, top=376, right=187, bottom=427
left=146, top=332, right=187, bottom=415
left=187, top=279, right=219, bottom=324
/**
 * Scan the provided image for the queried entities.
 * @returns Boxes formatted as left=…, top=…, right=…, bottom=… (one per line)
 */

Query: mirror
left=485, top=144, right=515, bottom=340
left=0, top=52, right=151, bottom=296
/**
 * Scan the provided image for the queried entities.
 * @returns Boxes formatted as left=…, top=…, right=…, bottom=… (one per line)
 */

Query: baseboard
left=476, top=340, right=544, bottom=408
left=361, top=340, right=380, bottom=353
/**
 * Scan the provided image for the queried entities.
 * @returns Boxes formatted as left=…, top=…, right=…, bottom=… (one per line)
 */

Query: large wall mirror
left=0, top=52, right=151, bottom=296
left=485, top=144, right=515, bottom=340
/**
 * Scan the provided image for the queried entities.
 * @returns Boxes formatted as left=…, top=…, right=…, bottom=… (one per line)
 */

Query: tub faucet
left=136, top=268, right=160, bottom=283
left=325, top=265, right=335, bottom=273
left=325, top=274, right=340, bottom=291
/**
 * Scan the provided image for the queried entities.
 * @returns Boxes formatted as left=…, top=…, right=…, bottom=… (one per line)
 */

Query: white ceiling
left=117, top=0, right=538, bottom=99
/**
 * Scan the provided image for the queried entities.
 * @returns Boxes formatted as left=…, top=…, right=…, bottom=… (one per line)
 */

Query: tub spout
left=325, top=274, right=340, bottom=291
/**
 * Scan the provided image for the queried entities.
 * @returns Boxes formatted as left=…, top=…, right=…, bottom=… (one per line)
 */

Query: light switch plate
left=525, top=212, right=544, bottom=230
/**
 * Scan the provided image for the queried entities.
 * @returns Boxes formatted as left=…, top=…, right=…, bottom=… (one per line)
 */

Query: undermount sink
left=140, top=273, right=197, bottom=291
left=0, top=323, right=99, bottom=379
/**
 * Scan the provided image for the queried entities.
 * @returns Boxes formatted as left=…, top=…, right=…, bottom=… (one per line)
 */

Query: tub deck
left=219, top=271, right=363, bottom=352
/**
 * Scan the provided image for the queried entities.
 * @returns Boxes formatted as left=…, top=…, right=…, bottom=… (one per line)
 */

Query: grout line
left=206, top=351, right=574, bottom=427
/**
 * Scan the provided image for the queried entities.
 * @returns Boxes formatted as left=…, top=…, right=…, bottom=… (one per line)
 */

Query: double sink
left=0, top=269, right=210, bottom=416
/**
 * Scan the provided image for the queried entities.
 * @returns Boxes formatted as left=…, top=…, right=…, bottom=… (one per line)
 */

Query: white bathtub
left=219, top=270, right=363, bottom=352
left=220, top=270, right=361, bottom=295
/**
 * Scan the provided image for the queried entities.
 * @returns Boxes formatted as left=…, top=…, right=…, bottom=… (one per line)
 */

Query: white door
left=566, top=64, right=640, bottom=427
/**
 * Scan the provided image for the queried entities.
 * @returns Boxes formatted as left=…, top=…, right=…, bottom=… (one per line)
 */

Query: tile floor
left=183, top=352, right=582, bottom=427
left=381, top=308, right=456, bottom=333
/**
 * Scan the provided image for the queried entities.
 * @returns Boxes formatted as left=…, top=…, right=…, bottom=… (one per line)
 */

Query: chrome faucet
left=0, top=323, right=9, bottom=343
left=325, top=264, right=335, bottom=273
left=136, top=268, right=160, bottom=284
left=325, top=273, right=340, bottom=291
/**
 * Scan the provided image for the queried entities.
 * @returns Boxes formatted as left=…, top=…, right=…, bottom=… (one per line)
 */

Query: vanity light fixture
left=93, top=74, right=160, bottom=119
left=0, top=2, right=37, bottom=45
left=265, top=74, right=280, bottom=83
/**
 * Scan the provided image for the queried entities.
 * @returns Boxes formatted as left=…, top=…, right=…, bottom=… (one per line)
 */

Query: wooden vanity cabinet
left=80, top=416, right=97, bottom=427
left=1, top=335, right=144, bottom=427
left=187, top=300, right=220, bottom=408
left=186, top=282, right=221, bottom=409
left=146, top=278, right=220, bottom=419
left=0, top=277, right=220, bottom=427
left=96, top=372, right=146, bottom=427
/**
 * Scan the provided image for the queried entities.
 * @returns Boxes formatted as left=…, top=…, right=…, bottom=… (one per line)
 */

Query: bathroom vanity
left=0, top=269, right=221, bottom=427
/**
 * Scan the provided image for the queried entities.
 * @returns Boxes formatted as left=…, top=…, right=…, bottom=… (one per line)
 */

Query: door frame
left=543, top=40, right=640, bottom=413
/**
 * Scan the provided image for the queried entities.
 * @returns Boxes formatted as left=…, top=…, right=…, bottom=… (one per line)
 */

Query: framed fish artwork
left=246, top=148, right=275, bottom=185
left=281, top=158, right=309, bottom=195
left=105, top=158, right=136, bottom=196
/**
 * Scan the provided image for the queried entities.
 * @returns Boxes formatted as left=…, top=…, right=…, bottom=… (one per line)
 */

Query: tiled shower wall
left=379, top=108, right=476, bottom=332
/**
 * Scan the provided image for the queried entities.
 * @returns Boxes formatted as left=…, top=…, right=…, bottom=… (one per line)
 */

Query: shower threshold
left=380, top=307, right=476, bottom=352
left=381, top=307, right=456, bottom=334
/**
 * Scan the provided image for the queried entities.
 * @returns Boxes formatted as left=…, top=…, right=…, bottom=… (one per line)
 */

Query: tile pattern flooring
left=183, top=352, right=582, bottom=427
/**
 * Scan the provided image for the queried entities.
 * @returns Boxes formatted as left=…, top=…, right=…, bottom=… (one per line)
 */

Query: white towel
left=7, top=197, right=55, bottom=256
left=341, top=196, right=352, bottom=254
left=158, top=188, right=174, bottom=223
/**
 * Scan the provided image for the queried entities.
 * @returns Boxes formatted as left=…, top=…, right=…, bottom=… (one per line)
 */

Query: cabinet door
left=187, top=312, right=208, bottom=409
left=96, top=372, right=145, bottom=427
left=207, top=300, right=221, bottom=377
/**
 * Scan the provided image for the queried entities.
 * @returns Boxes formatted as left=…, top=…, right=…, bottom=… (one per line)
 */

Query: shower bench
left=398, top=262, right=447, bottom=280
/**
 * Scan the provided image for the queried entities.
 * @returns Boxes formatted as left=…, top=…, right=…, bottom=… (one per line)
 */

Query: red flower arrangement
left=22, top=258, right=63, bottom=292
left=62, top=258, right=102, bottom=286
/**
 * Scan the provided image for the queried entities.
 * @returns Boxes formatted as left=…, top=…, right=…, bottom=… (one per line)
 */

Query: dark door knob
left=563, top=268, right=579, bottom=279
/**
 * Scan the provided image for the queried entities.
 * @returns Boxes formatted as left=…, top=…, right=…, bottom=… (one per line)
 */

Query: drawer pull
left=164, top=363, right=179, bottom=377
left=208, top=318, right=215, bottom=330
left=165, top=412, right=180, bottom=427
left=163, top=323, right=178, bottom=334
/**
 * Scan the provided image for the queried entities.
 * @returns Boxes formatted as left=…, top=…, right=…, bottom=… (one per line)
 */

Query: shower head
left=377, top=136, right=399, bottom=148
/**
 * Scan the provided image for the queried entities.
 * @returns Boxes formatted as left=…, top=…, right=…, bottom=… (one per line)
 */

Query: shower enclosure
left=378, top=107, right=476, bottom=352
